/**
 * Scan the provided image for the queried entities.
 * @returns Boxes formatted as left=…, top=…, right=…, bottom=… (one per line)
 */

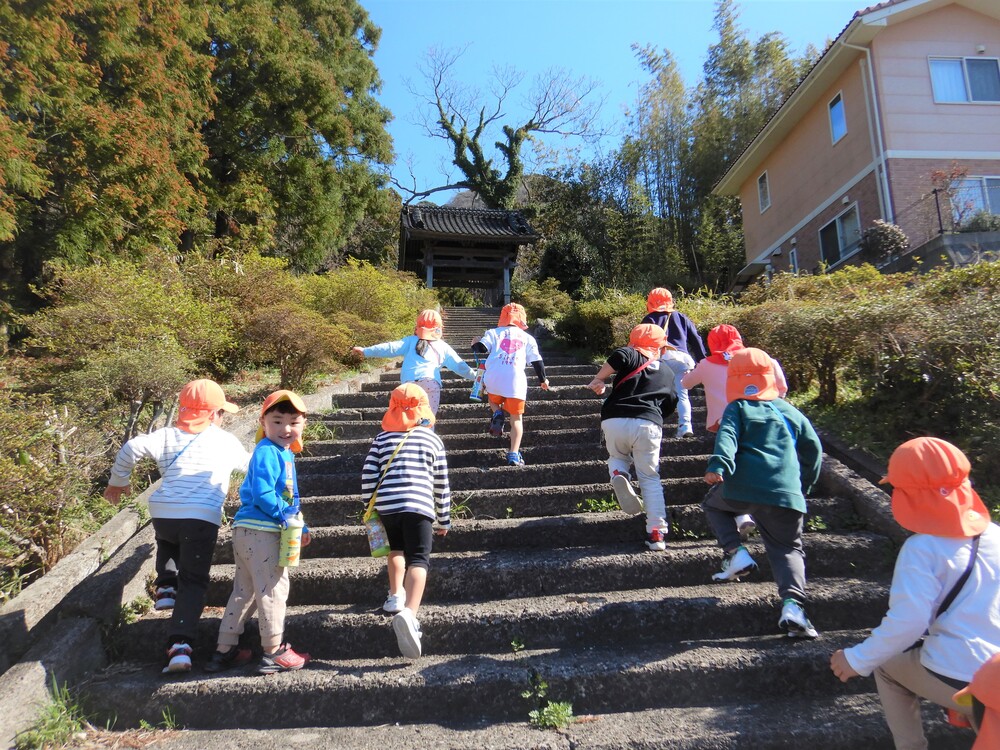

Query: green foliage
left=959, top=211, right=1000, bottom=233
left=514, top=278, right=573, bottom=321
left=805, top=516, right=829, bottom=532
left=246, top=304, right=348, bottom=391
left=14, top=679, right=87, bottom=750
left=861, top=220, right=909, bottom=261
left=511, top=637, right=525, bottom=653
left=529, top=701, right=574, bottom=730
left=576, top=496, right=619, bottom=514
left=555, top=291, right=646, bottom=353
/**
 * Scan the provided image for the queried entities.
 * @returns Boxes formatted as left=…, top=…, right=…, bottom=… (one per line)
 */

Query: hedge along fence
left=3, top=253, right=436, bottom=597
left=553, top=264, right=1000, bottom=499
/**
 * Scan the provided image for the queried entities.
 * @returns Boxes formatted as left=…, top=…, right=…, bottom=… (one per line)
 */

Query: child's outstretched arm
left=441, top=343, right=476, bottom=380
left=530, top=359, right=549, bottom=389
left=588, top=363, right=616, bottom=395
left=353, top=339, right=407, bottom=359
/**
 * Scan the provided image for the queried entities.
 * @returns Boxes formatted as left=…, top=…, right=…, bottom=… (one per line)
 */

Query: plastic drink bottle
left=470, top=363, right=487, bottom=401
left=279, top=513, right=305, bottom=567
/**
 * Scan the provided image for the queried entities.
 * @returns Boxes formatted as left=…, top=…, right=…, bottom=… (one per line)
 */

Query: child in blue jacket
left=206, top=390, right=312, bottom=674
left=352, top=309, right=475, bottom=413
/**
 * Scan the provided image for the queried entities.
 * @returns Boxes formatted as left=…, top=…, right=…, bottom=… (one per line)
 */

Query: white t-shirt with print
left=480, top=326, right=541, bottom=400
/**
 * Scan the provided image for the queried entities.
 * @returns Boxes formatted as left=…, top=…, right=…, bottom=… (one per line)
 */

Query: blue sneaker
left=506, top=451, right=524, bottom=466
left=488, top=410, right=505, bottom=437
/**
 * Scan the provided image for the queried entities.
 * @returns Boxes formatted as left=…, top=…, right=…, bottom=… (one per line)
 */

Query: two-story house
left=714, top=0, right=1000, bottom=290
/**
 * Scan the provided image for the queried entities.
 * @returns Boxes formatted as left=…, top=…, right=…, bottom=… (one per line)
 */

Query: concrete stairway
left=81, top=315, right=972, bottom=748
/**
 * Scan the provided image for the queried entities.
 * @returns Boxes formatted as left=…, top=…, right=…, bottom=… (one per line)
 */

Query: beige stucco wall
left=872, top=5, right=1000, bottom=154
left=739, top=60, right=876, bottom=262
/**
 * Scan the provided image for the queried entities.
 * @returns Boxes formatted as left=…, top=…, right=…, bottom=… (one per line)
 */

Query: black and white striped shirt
left=361, top=427, right=450, bottom=527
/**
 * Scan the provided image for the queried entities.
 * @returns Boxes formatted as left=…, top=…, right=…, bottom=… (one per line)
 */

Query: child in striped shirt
left=362, top=383, right=451, bottom=659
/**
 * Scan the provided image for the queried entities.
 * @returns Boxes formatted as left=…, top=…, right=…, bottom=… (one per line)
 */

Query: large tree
left=400, top=46, right=603, bottom=209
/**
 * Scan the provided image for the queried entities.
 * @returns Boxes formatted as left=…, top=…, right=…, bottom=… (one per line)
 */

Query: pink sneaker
left=259, top=643, right=310, bottom=674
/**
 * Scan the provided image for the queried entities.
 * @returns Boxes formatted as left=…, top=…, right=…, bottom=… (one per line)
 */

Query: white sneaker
left=737, top=515, right=757, bottom=540
left=154, top=586, right=176, bottom=611
left=382, top=591, right=405, bottom=614
left=392, top=608, right=422, bottom=659
left=161, top=642, right=192, bottom=674
left=711, top=546, right=758, bottom=582
left=675, top=425, right=694, bottom=438
left=611, top=472, right=644, bottom=515
left=779, top=599, right=819, bottom=639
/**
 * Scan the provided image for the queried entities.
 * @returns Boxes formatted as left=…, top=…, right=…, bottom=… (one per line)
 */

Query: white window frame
left=951, top=175, right=1000, bottom=222
left=757, top=171, right=771, bottom=213
left=929, top=56, right=1000, bottom=103
left=828, top=92, right=847, bottom=143
left=818, top=204, right=862, bottom=268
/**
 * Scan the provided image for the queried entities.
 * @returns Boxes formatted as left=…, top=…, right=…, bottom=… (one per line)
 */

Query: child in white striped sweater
left=361, top=383, right=451, bottom=659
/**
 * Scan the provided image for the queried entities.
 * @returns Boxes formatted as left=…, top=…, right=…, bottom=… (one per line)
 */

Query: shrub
left=861, top=220, right=909, bottom=261
left=245, top=304, right=350, bottom=390
left=555, top=291, right=645, bottom=353
left=960, top=211, right=1000, bottom=233
left=514, top=277, right=573, bottom=321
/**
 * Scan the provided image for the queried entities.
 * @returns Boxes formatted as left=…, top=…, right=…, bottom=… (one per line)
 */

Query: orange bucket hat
left=954, top=653, right=1000, bottom=750
left=706, top=324, right=744, bottom=365
left=499, top=303, right=528, bottom=330
left=255, top=390, right=307, bottom=453
left=382, top=383, right=435, bottom=432
left=880, top=437, right=989, bottom=537
left=629, top=323, right=666, bottom=359
left=646, top=288, right=674, bottom=313
left=414, top=309, right=443, bottom=341
left=176, top=379, right=239, bottom=434
left=725, top=348, right=779, bottom=402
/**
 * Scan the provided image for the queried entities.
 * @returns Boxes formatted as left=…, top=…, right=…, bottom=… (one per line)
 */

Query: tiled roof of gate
left=401, top=205, right=539, bottom=240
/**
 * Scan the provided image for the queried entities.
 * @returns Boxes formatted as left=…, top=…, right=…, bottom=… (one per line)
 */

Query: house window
left=930, top=57, right=1000, bottom=102
left=818, top=205, right=861, bottom=266
left=757, top=172, right=770, bottom=213
left=789, top=247, right=799, bottom=273
left=951, top=176, right=1000, bottom=223
left=829, top=93, right=847, bottom=143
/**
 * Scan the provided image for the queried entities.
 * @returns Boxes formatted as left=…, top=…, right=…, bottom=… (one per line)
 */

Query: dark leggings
left=381, top=512, right=434, bottom=570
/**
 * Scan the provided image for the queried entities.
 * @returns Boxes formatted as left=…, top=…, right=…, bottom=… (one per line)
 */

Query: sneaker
left=259, top=643, right=310, bottom=674
left=154, top=586, right=176, bottom=611
left=611, top=471, right=644, bottom=515
left=392, top=608, right=423, bottom=659
left=488, top=410, right=505, bottom=437
left=737, top=515, right=757, bottom=540
left=161, top=642, right=192, bottom=674
left=203, top=647, right=253, bottom=673
left=675, top=425, right=694, bottom=438
left=506, top=451, right=525, bottom=466
left=645, top=528, right=666, bottom=552
left=382, top=591, right=405, bottom=614
left=711, top=546, right=758, bottom=582
left=779, top=598, right=820, bottom=639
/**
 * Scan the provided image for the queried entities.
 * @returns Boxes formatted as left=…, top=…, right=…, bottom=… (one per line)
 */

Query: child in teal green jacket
left=702, top=347, right=823, bottom=639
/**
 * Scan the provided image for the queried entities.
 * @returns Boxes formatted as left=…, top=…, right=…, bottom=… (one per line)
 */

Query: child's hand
left=829, top=649, right=860, bottom=682
left=540, top=379, right=550, bottom=391
left=301, top=531, right=312, bottom=547
left=351, top=346, right=365, bottom=356
left=587, top=378, right=606, bottom=396
left=704, top=472, right=724, bottom=485
left=434, top=527, right=449, bottom=537
left=104, top=485, right=130, bottom=505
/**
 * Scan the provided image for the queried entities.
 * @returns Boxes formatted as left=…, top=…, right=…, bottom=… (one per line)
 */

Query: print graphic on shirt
left=497, top=333, right=524, bottom=364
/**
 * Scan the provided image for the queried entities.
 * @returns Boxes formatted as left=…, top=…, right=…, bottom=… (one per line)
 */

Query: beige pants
left=217, top=527, right=289, bottom=651
left=874, top=647, right=977, bottom=750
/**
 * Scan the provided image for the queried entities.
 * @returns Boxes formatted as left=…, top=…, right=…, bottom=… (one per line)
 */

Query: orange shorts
left=488, top=395, right=526, bottom=415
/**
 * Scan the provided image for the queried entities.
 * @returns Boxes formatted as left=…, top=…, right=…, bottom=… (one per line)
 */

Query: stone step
left=85, top=631, right=886, bottom=730
left=120, top=578, right=886, bottom=663
left=94, top=694, right=971, bottom=750
left=376, top=363, right=601, bottom=382
left=215, top=497, right=861, bottom=559
left=314, top=413, right=608, bottom=438
left=302, top=427, right=714, bottom=457
left=203, top=534, right=894, bottom=607
left=360, top=373, right=604, bottom=392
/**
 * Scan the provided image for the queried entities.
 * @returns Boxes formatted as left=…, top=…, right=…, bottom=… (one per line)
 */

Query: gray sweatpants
left=702, top=485, right=807, bottom=603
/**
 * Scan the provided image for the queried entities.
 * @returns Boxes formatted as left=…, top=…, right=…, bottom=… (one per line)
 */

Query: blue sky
left=363, top=0, right=866, bottom=203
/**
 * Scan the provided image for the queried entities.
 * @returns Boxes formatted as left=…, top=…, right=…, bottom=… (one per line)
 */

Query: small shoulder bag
left=362, top=433, right=412, bottom=558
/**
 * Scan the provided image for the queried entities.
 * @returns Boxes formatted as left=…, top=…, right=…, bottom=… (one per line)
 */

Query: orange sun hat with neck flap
left=646, top=287, right=674, bottom=313
left=498, top=303, right=528, bottom=330
left=176, top=379, right=239, bottom=434
left=255, top=389, right=307, bottom=453
left=880, top=437, right=990, bottom=538
left=629, top=323, right=666, bottom=359
left=725, top=347, right=779, bottom=402
left=382, top=383, right=435, bottom=432
left=414, top=309, right=443, bottom=340
left=706, top=324, right=744, bottom=365
left=954, top=653, right=1000, bottom=750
